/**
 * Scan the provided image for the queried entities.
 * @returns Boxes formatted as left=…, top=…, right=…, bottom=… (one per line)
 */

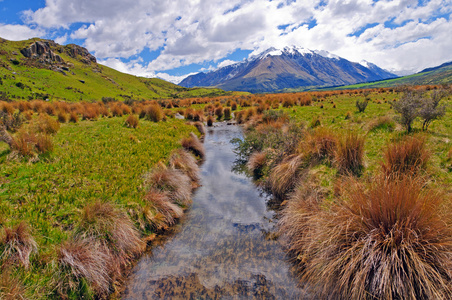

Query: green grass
left=0, top=38, right=236, bottom=102
left=0, top=116, right=196, bottom=298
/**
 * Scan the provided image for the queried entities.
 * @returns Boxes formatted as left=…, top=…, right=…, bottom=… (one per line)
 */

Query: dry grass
left=57, top=112, right=69, bottom=123
left=181, top=132, right=205, bottom=159
left=145, top=164, right=192, bottom=206
left=57, top=238, right=111, bottom=296
left=143, top=190, right=184, bottom=230
left=299, top=127, right=337, bottom=163
left=144, top=104, right=163, bottom=122
left=0, top=268, right=28, bottom=300
left=193, top=121, right=206, bottom=135
left=381, top=135, right=430, bottom=177
left=69, top=112, right=79, bottom=123
left=0, top=222, right=37, bottom=269
left=168, top=149, right=201, bottom=183
left=207, top=115, right=214, bottom=126
left=125, top=115, right=139, bottom=129
left=247, top=151, right=267, bottom=178
left=31, top=114, right=60, bottom=135
left=11, top=131, right=53, bottom=157
left=293, top=176, right=452, bottom=299
left=334, top=132, right=365, bottom=176
left=267, top=154, right=306, bottom=198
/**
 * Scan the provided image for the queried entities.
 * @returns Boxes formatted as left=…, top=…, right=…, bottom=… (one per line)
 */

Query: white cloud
left=156, top=72, right=197, bottom=84
left=0, top=24, right=44, bottom=41
left=217, top=59, right=239, bottom=68
left=21, top=0, right=452, bottom=76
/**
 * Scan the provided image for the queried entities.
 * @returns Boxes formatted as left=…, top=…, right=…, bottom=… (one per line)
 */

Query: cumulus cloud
left=20, top=0, right=452, bottom=76
left=0, top=24, right=45, bottom=41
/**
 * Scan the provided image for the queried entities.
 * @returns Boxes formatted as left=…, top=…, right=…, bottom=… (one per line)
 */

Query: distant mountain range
left=180, top=46, right=397, bottom=93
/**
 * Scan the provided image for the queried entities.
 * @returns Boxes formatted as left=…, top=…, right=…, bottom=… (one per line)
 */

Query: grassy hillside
left=282, top=61, right=452, bottom=92
left=0, top=38, right=235, bottom=102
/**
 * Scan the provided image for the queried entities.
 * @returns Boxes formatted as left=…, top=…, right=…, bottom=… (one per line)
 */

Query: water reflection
left=122, top=123, right=307, bottom=299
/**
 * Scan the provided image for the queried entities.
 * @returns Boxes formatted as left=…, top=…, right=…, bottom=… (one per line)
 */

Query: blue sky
left=0, top=0, right=451, bottom=83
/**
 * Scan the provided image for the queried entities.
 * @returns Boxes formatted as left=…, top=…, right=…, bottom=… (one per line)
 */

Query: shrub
left=293, top=176, right=452, bottom=299
left=145, top=164, right=192, bottom=206
left=381, top=135, right=430, bottom=176
left=419, top=89, right=448, bottom=131
left=0, top=222, right=37, bottom=268
left=144, top=104, right=163, bottom=122
left=57, top=238, right=110, bottom=297
left=125, top=115, right=139, bottom=128
left=181, top=132, right=205, bottom=159
left=355, top=99, right=368, bottom=113
left=168, top=149, right=200, bottom=183
left=334, top=132, right=365, bottom=175
left=393, top=90, right=423, bottom=132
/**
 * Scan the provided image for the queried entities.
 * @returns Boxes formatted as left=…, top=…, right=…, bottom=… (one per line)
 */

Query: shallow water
left=122, top=123, right=307, bottom=299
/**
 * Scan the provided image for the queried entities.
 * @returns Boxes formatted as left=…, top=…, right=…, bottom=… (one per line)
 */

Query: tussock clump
left=1, top=102, right=15, bottom=114
left=57, top=238, right=111, bottom=296
left=12, top=130, right=53, bottom=158
left=0, top=268, right=28, bottom=300
left=294, top=176, right=452, bottom=300
left=334, top=132, right=365, bottom=176
left=367, top=115, right=395, bottom=132
left=32, top=114, right=60, bottom=135
left=224, top=107, right=231, bottom=120
left=169, top=149, right=200, bottom=183
left=144, top=104, right=163, bottom=122
left=78, top=202, right=144, bottom=264
left=207, top=115, right=214, bottom=126
left=0, top=222, right=37, bottom=269
left=125, top=115, right=139, bottom=128
left=267, top=154, right=306, bottom=198
left=381, top=135, right=430, bottom=176
left=146, top=164, right=192, bottom=206
left=299, top=127, right=337, bottom=163
left=181, top=132, right=205, bottom=160
left=193, top=121, right=206, bottom=136
left=69, top=112, right=79, bottom=123
left=247, top=151, right=267, bottom=178
left=57, top=112, right=69, bottom=123
left=143, top=190, right=184, bottom=230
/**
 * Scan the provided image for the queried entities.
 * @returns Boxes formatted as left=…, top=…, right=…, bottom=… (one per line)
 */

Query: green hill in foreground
left=282, top=61, right=452, bottom=92
left=0, top=38, right=236, bottom=102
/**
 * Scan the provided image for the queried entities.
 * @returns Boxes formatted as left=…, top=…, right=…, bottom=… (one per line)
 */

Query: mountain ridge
left=180, top=46, right=397, bottom=93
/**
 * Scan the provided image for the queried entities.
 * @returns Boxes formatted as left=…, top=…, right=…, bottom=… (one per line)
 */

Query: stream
left=122, top=123, right=306, bottom=299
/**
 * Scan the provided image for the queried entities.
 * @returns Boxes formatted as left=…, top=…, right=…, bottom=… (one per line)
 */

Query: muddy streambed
left=122, top=123, right=306, bottom=299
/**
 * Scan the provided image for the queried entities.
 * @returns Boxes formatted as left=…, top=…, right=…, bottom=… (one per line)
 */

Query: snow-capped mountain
left=180, top=46, right=396, bottom=92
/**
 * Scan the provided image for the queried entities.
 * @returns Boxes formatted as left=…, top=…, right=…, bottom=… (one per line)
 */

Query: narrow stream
left=122, top=123, right=307, bottom=299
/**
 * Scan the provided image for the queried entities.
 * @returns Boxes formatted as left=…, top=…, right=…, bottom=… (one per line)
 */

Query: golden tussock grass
left=169, top=149, right=201, bottom=184
left=181, top=132, right=205, bottom=160
left=334, top=131, right=365, bottom=176
left=0, top=222, right=37, bottom=269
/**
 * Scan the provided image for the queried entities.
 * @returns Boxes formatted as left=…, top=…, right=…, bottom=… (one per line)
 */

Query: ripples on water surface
left=122, top=123, right=307, bottom=299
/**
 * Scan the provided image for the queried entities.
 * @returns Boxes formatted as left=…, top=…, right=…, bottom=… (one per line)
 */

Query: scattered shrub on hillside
left=181, top=132, right=205, bottom=160
left=381, top=135, right=430, bottom=176
left=144, top=104, right=163, bottom=122
left=334, top=132, right=365, bottom=176
left=355, top=99, right=368, bottom=113
left=125, top=115, right=139, bottom=129
left=169, top=149, right=200, bottom=183
left=393, top=89, right=423, bottom=132
left=419, top=89, right=448, bottom=131
left=57, top=238, right=111, bottom=297
left=0, top=222, right=37, bottom=269
left=291, top=176, right=452, bottom=299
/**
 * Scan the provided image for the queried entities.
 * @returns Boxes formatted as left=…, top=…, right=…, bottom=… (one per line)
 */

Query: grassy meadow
left=0, top=84, right=451, bottom=299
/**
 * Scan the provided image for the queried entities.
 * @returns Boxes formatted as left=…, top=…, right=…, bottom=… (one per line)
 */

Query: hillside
left=308, top=60, right=452, bottom=91
left=180, top=46, right=396, bottom=93
left=0, top=38, right=232, bottom=102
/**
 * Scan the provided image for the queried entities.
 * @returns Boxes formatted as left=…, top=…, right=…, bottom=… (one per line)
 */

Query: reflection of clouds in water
left=122, top=123, right=306, bottom=299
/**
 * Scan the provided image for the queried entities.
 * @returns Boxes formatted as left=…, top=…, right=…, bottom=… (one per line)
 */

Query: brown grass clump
left=367, top=115, right=395, bottom=132
left=214, top=106, right=224, bottom=119
left=223, top=107, right=231, bottom=120
left=125, top=115, right=139, bottom=128
left=267, top=154, right=306, bottom=198
left=0, top=268, right=28, bottom=300
left=292, top=176, right=452, bottom=299
left=0, top=222, right=37, bottom=268
left=69, top=111, right=79, bottom=123
left=57, top=111, right=69, bottom=123
left=193, top=121, right=206, bottom=136
left=144, top=104, right=163, bottom=122
left=207, top=115, right=214, bottom=126
left=57, top=238, right=111, bottom=296
left=381, top=135, right=430, bottom=176
left=1, top=102, right=15, bottom=114
left=247, top=151, right=267, bottom=178
left=181, top=132, right=205, bottom=160
left=143, top=190, right=184, bottom=230
left=299, top=127, right=337, bottom=163
left=169, top=149, right=200, bottom=183
left=334, top=132, right=365, bottom=175
left=231, top=101, right=238, bottom=111
left=146, top=164, right=192, bottom=206
left=32, top=113, right=60, bottom=134
left=12, top=130, right=54, bottom=157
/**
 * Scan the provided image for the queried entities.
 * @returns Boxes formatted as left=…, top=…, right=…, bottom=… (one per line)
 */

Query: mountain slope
left=180, top=46, right=396, bottom=93
left=0, top=38, right=232, bottom=102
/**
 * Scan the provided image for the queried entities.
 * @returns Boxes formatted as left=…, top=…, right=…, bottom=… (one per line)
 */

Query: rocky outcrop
left=21, top=41, right=63, bottom=64
left=63, top=44, right=97, bottom=64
